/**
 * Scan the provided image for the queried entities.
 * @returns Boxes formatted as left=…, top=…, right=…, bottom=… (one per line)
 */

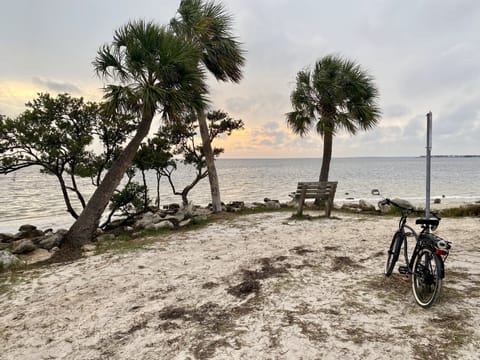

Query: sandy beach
left=1, top=210, right=479, bottom=359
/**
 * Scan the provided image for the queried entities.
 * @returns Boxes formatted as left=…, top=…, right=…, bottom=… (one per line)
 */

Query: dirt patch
left=290, top=246, right=316, bottom=255
left=202, top=281, right=219, bottom=289
left=227, top=279, right=261, bottom=298
left=331, top=256, right=364, bottom=271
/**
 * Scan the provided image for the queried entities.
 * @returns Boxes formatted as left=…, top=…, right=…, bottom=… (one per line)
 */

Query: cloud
left=0, top=81, right=39, bottom=116
left=32, top=76, right=81, bottom=94
left=383, top=104, right=410, bottom=118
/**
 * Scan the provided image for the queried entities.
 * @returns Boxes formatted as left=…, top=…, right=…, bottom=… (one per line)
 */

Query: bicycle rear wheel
left=385, top=231, right=403, bottom=276
left=412, top=248, right=442, bottom=308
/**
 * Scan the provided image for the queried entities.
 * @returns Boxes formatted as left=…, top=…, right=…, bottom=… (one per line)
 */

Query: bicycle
left=381, top=198, right=451, bottom=308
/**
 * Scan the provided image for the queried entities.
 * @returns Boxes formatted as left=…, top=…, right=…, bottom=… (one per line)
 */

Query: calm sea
left=1, top=157, right=479, bottom=233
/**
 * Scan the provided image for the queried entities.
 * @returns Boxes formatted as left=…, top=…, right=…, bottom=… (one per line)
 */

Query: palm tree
left=170, top=0, right=246, bottom=212
left=63, top=20, right=206, bottom=251
left=286, top=55, right=381, bottom=182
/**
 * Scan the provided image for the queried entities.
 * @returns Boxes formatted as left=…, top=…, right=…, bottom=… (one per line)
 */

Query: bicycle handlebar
left=380, top=198, right=414, bottom=212
left=381, top=198, right=441, bottom=220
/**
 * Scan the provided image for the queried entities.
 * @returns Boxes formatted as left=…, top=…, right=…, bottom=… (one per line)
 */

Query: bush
left=439, top=204, right=480, bottom=217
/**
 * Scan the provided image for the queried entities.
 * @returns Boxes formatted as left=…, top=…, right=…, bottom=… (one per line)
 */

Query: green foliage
left=0, top=93, right=94, bottom=175
left=286, top=55, right=381, bottom=138
left=286, top=55, right=381, bottom=181
left=158, top=109, right=243, bottom=205
left=439, top=204, right=480, bottom=217
left=110, top=181, right=146, bottom=217
left=94, top=19, right=207, bottom=120
left=170, top=0, right=246, bottom=83
left=0, top=93, right=138, bottom=222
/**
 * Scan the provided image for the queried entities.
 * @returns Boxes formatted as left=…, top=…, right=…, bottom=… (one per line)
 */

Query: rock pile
left=0, top=225, right=66, bottom=271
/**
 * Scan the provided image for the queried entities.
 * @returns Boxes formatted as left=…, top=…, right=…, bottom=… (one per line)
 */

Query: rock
left=135, top=213, right=157, bottom=229
left=0, top=243, right=10, bottom=251
left=0, top=251, right=25, bottom=271
left=265, top=200, right=281, bottom=209
left=179, top=219, right=192, bottom=227
left=18, top=224, right=37, bottom=232
left=38, top=232, right=63, bottom=250
left=378, top=201, right=391, bottom=214
left=391, top=198, right=414, bottom=210
left=148, top=221, right=175, bottom=230
left=359, top=200, right=375, bottom=212
left=434, top=198, right=441, bottom=204
left=193, top=215, right=208, bottom=223
left=11, top=239, right=36, bottom=254
left=341, top=203, right=361, bottom=212
left=14, top=227, right=44, bottom=240
left=19, top=248, right=52, bottom=265
left=0, top=233, right=15, bottom=243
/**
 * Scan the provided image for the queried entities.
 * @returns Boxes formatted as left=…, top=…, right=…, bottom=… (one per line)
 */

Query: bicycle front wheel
left=385, top=231, right=403, bottom=276
left=412, top=248, right=443, bottom=308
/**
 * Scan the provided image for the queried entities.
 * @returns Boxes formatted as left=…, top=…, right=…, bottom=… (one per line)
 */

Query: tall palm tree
left=286, top=55, right=381, bottom=182
left=63, top=20, right=206, bottom=251
left=170, top=0, right=246, bottom=212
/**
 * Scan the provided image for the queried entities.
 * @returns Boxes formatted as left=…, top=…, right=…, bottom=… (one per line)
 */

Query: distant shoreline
left=418, top=155, right=480, bottom=158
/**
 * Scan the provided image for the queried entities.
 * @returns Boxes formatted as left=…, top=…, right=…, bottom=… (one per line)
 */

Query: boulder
left=265, top=199, right=281, bottom=209
left=135, top=213, right=158, bottom=229
left=0, top=233, right=14, bottom=243
left=433, top=198, right=441, bottom=204
left=19, top=248, right=52, bottom=265
left=0, top=251, right=25, bottom=271
left=359, top=200, right=376, bottom=212
left=18, top=224, right=37, bottom=232
left=14, top=227, right=44, bottom=240
left=391, top=198, right=414, bottom=210
left=38, top=232, right=64, bottom=250
left=341, top=203, right=361, bottom=212
left=11, top=239, right=36, bottom=254
left=179, top=219, right=192, bottom=227
left=148, top=221, right=175, bottom=230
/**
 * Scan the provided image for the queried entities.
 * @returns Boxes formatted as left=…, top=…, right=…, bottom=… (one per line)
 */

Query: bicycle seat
left=415, top=218, right=439, bottom=226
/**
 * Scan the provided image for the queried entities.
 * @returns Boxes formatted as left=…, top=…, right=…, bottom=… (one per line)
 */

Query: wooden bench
left=291, top=181, right=338, bottom=217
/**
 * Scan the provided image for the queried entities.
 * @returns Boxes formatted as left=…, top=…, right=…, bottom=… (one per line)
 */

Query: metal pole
left=426, top=112, right=432, bottom=219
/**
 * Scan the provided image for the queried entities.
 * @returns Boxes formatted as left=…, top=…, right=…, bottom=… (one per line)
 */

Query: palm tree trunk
left=319, top=132, right=333, bottom=182
left=197, top=112, right=222, bottom=212
left=63, top=113, right=154, bottom=250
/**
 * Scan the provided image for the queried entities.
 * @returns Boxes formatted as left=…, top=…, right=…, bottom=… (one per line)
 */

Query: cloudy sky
left=1, top=0, right=479, bottom=158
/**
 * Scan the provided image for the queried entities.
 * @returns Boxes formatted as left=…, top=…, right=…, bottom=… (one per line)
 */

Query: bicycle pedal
left=398, top=266, right=409, bottom=274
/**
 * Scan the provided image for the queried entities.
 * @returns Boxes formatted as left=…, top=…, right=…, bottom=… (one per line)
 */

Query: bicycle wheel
left=385, top=231, right=403, bottom=276
left=412, top=248, right=442, bottom=308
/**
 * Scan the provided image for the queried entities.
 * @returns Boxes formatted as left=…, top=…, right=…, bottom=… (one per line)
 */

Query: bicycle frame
left=397, top=211, right=446, bottom=278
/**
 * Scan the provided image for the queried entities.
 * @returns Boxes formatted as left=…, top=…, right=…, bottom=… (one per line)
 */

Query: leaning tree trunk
left=197, top=112, right=222, bottom=212
left=63, top=113, right=154, bottom=250
left=319, top=132, right=333, bottom=182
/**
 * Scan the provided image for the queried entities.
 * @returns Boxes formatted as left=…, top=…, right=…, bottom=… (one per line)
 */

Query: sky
left=1, top=0, right=480, bottom=158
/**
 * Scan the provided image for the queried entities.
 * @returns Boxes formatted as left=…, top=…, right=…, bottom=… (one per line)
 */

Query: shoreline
left=1, top=211, right=479, bottom=359
left=1, top=196, right=479, bottom=234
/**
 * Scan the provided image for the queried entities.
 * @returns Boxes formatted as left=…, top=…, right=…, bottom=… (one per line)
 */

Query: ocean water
left=1, top=157, right=479, bottom=233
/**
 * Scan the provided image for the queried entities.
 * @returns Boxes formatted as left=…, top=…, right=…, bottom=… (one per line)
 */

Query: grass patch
left=289, top=213, right=341, bottom=221
left=439, top=204, right=480, bottom=217
left=94, top=236, right=156, bottom=255
left=0, top=270, right=35, bottom=298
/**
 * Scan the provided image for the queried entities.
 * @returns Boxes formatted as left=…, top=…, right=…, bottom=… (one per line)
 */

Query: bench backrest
left=294, top=181, right=338, bottom=200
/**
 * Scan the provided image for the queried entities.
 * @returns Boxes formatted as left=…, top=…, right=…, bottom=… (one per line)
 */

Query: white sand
left=1, top=211, right=479, bottom=359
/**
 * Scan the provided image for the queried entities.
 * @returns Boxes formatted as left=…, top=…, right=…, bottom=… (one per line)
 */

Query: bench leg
left=296, top=186, right=307, bottom=216
left=325, top=200, right=331, bottom=217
